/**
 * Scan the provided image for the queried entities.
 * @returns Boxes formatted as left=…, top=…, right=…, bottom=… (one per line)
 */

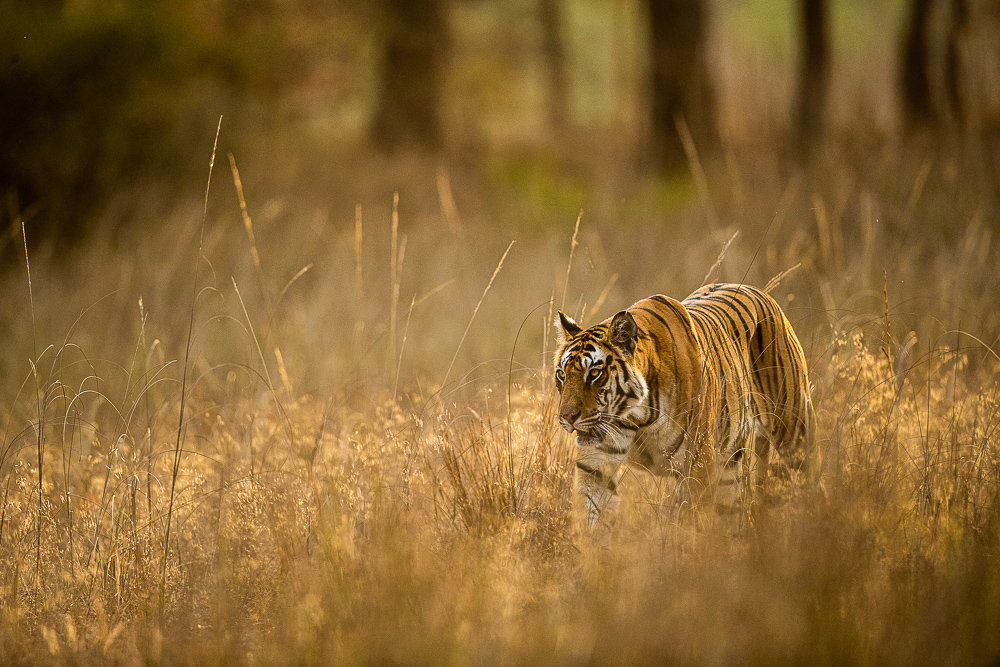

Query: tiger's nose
left=560, top=410, right=581, bottom=430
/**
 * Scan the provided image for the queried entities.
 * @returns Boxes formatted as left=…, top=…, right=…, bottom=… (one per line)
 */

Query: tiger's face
left=553, top=310, right=645, bottom=445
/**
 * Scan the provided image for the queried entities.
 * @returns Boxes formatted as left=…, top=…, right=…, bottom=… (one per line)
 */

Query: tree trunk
left=795, top=0, right=830, bottom=159
left=944, top=0, right=968, bottom=128
left=900, top=0, right=936, bottom=130
left=370, top=0, right=448, bottom=152
left=647, top=0, right=715, bottom=171
left=539, top=0, right=568, bottom=138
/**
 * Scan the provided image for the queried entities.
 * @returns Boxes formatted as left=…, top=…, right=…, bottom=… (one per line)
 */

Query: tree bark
left=539, top=0, right=568, bottom=137
left=900, top=0, right=936, bottom=130
left=944, top=0, right=968, bottom=128
left=647, top=0, right=715, bottom=171
left=370, top=0, right=448, bottom=152
left=795, top=0, right=830, bottom=159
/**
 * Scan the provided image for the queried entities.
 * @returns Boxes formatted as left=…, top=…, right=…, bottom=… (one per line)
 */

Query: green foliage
left=489, top=153, right=589, bottom=221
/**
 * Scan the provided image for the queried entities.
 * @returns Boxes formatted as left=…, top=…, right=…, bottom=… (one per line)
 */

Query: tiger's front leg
left=574, top=447, right=623, bottom=531
left=573, top=430, right=634, bottom=535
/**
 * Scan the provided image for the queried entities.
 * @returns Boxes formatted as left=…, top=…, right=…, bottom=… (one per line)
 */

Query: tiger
left=553, top=282, right=814, bottom=531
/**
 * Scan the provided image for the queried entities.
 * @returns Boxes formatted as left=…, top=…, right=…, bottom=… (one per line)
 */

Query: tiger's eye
left=589, top=369, right=604, bottom=384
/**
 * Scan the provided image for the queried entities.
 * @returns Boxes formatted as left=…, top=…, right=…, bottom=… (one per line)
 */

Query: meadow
left=1, top=129, right=999, bottom=665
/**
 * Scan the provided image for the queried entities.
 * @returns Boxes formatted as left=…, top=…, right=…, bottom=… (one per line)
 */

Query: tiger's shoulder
left=622, top=282, right=800, bottom=373
left=623, top=293, right=694, bottom=333
left=625, top=284, right=771, bottom=326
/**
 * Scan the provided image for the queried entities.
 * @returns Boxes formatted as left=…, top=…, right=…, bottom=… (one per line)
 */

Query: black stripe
left=725, top=292, right=762, bottom=334
left=575, top=461, right=618, bottom=492
left=597, top=440, right=630, bottom=455
left=688, top=304, right=757, bottom=440
left=635, top=306, right=670, bottom=328
left=753, top=326, right=777, bottom=401
left=689, top=307, right=745, bottom=386
left=687, top=301, right=731, bottom=337
left=693, top=287, right=755, bottom=324
left=637, top=306, right=680, bottom=381
left=639, top=373, right=659, bottom=428
left=692, top=300, right=748, bottom=340
left=658, top=298, right=694, bottom=329
left=694, top=287, right=762, bottom=341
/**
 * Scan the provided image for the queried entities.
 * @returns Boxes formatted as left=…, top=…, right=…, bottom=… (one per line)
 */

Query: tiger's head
left=553, top=310, right=648, bottom=445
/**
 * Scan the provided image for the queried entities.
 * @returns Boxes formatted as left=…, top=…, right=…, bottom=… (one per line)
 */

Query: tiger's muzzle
left=559, top=410, right=605, bottom=445
left=559, top=409, right=581, bottom=433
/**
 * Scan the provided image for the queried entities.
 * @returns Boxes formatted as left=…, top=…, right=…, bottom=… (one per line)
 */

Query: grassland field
left=1, top=138, right=999, bottom=665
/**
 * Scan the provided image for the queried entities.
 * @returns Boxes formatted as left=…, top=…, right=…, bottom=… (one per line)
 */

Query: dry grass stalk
left=389, top=193, right=400, bottom=376
left=393, top=295, right=416, bottom=405
left=355, top=204, right=364, bottom=300
left=436, top=162, right=463, bottom=237
left=161, top=119, right=222, bottom=610
left=763, top=263, right=801, bottom=294
left=229, top=153, right=264, bottom=278
left=704, top=230, right=739, bottom=286
left=560, top=211, right=582, bottom=312
left=21, top=221, right=43, bottom=581
left=2, top=124, right=1000, bottom=665
left=441, top=240, right=515, bottom=392
left=589, top=273, right=619, bottom=324
left=675, top=112, right=719, bottom=231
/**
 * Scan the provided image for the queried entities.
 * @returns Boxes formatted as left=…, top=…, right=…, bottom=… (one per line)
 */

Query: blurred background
left=3, top=0, right=998, bottom=244
left=5, top=5, right=1000, bottom=660
left=2, top=0, right=1000, bottom=400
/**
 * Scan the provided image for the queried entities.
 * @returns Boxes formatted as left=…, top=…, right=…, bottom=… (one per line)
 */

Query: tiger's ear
left=555, top=311, right=582, bottom=341
left=608, top=310, right=638, bottom=356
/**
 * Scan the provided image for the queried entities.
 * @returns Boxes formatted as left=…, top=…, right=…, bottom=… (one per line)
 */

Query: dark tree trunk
left=370, top=0, right=448, bottom=152
left=539, top=0, right=568, bottom=137
left=795, top=0, right=830, bottom=159
left=647, top=0, right=715, bottom=171
left=944, top=0, right=968, bottom=128
left=900, top=0, right=936, bottom=130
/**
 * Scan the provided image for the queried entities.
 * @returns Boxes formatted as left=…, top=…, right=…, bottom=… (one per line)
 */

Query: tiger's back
left=681, top=283, right=811, bottom=472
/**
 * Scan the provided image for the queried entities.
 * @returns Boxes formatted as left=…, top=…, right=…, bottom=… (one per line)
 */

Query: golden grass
left=1, top=145, right=999, bottom=665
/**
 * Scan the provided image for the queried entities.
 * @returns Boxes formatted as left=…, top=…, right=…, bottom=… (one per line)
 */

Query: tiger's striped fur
left=553, top=283, right=813, bottom=530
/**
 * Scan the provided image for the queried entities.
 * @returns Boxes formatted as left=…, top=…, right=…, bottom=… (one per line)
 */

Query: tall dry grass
left=1, top=137, right=999, bottom=665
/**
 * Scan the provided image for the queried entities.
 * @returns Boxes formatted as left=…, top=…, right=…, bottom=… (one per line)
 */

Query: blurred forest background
left=4, top=3, right=1000, bottom=662
left=3, top=0, right=999, bottom=248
